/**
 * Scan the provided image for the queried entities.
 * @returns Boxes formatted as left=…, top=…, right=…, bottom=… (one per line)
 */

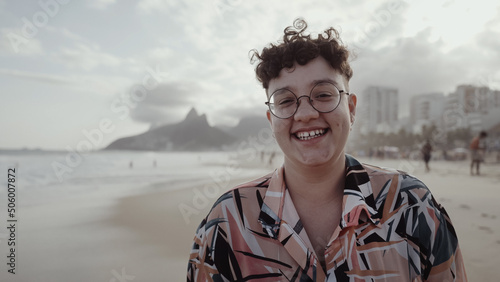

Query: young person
left=470, top=131, right=488, bottom=175
left=187, top=19, right=467, bottom=281
left=421, top=140, right=433, bottom=172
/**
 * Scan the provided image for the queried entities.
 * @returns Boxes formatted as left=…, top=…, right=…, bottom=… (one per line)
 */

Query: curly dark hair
left=251, top=18, right=353, bottom=90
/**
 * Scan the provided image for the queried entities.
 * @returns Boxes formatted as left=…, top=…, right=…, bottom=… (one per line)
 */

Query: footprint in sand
left=439, top=197, right=449, bottom=203
left=478, top=226, right=494, bottom=234
left=481, top=213, right=497, bottom=219
left=459, top=204, right=471, bottom=210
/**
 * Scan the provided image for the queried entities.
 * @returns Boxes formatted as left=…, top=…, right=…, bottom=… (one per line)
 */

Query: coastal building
left=359, top=86, right=399, bottom=134
left=409, top=92, right=445, bottom=134
left=444, top=85, right=500, bottom=133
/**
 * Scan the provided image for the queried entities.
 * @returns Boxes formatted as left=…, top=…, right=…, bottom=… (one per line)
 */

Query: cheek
left=272, top=119, right=289, bottom=133
left=330, top=112, right=350, bottom=129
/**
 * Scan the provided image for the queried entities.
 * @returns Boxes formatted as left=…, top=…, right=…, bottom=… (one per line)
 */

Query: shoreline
left=109, top=158, right=500, bottom=281
left=2, top=156, right=498, bottom=281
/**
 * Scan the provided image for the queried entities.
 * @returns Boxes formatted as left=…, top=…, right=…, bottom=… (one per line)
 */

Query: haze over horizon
left=1, top=0, right=500, bottom=150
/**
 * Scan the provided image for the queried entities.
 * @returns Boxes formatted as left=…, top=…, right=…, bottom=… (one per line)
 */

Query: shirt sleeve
left=188, top=217, right=232, bottom=282
left=405, top=189, right=467, bottom=281
left=187, top=194, right=238, bottom=282
left=187, top=218, right=209, bottom=282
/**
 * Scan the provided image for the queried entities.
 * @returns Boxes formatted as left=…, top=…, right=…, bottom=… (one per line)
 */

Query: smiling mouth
left=294, top=129, right=328, bottom=140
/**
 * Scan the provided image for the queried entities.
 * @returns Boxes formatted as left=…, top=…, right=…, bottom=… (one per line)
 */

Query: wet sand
left=2, top=157, right=499, bottom=281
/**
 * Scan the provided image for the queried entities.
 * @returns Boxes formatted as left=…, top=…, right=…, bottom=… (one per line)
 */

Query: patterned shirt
left=187, top=155, right=467, bottom=281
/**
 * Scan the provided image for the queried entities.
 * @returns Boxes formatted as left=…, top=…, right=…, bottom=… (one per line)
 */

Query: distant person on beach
left=268, top=151, right=276, bottom=166
left=470, top=131, right=488, bottom=175
left=187, top=19, right=466, bottom=281
left=421, top=139, right=432, bottom=172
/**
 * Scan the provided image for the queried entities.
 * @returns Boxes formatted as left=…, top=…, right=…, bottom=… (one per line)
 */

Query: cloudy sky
left=1, top=0, right=499, bottom=150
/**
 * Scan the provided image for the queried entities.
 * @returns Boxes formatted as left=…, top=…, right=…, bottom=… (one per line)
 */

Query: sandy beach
left=1, top=153, right=500, bottom=281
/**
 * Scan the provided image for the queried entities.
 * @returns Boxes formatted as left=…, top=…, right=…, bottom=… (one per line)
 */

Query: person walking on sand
left=470, top=131, right=488, bottom=175
left=187, top=19, right=466, bottom=281
left=421, top=139, right=432, bottom=172
left=268, top=151, right=276, bottom=166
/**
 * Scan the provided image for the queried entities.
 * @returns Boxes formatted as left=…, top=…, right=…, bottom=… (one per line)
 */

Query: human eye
left=312, top=83, right=339, bottom=101
left=278, top=97, right=295, bottom=105
left=315, top=92, right=333, bottom=98
left=272, top=91, right=296, bottom=106
left=312, top=91, right=335, bottom=101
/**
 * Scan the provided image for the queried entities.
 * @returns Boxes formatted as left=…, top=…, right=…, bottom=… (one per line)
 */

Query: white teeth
left=295, top=129, right=326, bottom=140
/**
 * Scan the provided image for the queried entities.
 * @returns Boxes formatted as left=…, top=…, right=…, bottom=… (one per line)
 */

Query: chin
left=298, top=151, right=335, bottom=166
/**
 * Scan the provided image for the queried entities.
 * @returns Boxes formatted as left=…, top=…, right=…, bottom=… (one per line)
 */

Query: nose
left=294, top=95, right=319, bottom=122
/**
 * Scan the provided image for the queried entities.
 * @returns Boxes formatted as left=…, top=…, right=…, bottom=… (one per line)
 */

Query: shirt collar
left=342, top=154, right=380, bottom=227
left=257, top=155, right=380, bottom=280
left=259, top=155, right=379, bottom=233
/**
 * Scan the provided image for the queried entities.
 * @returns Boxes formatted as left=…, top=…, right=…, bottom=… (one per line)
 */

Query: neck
left=283, top=153, right=346, bottom=205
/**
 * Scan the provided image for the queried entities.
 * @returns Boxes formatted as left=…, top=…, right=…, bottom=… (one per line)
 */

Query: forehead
left=268, top=56, right=346, bottom=94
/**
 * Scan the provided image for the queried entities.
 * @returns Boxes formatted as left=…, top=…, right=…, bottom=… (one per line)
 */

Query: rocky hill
left=105, top=108, right=239, bottom=151
left=105, top=108, right=272, bottom=151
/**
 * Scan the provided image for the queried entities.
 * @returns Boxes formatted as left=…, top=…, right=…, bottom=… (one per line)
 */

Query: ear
left=348, top=93, right=357, bottom=123
left=266, top=110, right=273, bottom=125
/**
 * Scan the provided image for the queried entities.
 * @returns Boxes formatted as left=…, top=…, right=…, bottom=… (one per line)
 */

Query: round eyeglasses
left=265, top=82, right=349, bottom=119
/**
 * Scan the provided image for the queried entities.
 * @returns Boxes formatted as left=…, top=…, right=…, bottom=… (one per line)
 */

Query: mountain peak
left=182, top=107, right=209, bottom=127
left=184, top=107, right=199, bottom=121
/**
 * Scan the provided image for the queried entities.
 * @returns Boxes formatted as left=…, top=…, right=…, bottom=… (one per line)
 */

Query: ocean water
left=0, top=150, right=276, bottom=281
left=0, top=150, right=270, bottom=207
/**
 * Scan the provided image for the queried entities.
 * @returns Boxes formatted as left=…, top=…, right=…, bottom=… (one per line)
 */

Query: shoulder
left=360, top=162, right=433, bottom=209
left=470, top=136, right=480, bottom=147
left=345, top=155, right=431, bottom=209
left=363, top=162, right=426, bottom=189
left=203, top=172, right=273, bottom=226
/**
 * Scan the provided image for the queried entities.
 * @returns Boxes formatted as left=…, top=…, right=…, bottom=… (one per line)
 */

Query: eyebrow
left=270, top=78, right=347, bottom=94
left=310, top=79, right=349, bottom=93
left=309, top=78, right=341, bottom=88
left=272, top=78, right=341, bottom=93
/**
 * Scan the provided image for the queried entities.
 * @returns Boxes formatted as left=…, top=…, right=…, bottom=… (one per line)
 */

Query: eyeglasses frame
left=265, top=82, right=350, bottom=119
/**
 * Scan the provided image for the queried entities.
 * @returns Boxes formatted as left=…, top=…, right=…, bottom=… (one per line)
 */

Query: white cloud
left=145, top=46, right=174, bottom=62
left=0, top=28, right=44, bottom=56
left=45, top=26, right=92, bottom=44
left=0, top=68, right=71, bottom=84
left=2, top=0, right=500, bottom=149
left=54, top=43, right=123, bottom=71
left=128, top=81, right=203, bottom=126
left=87, top=0, right=117, bottom=10
left=136, top=0, right=178, bottom=13
left=0, top=66, right=137, bottom=101
left=401, top=0, right=498, bottom=51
